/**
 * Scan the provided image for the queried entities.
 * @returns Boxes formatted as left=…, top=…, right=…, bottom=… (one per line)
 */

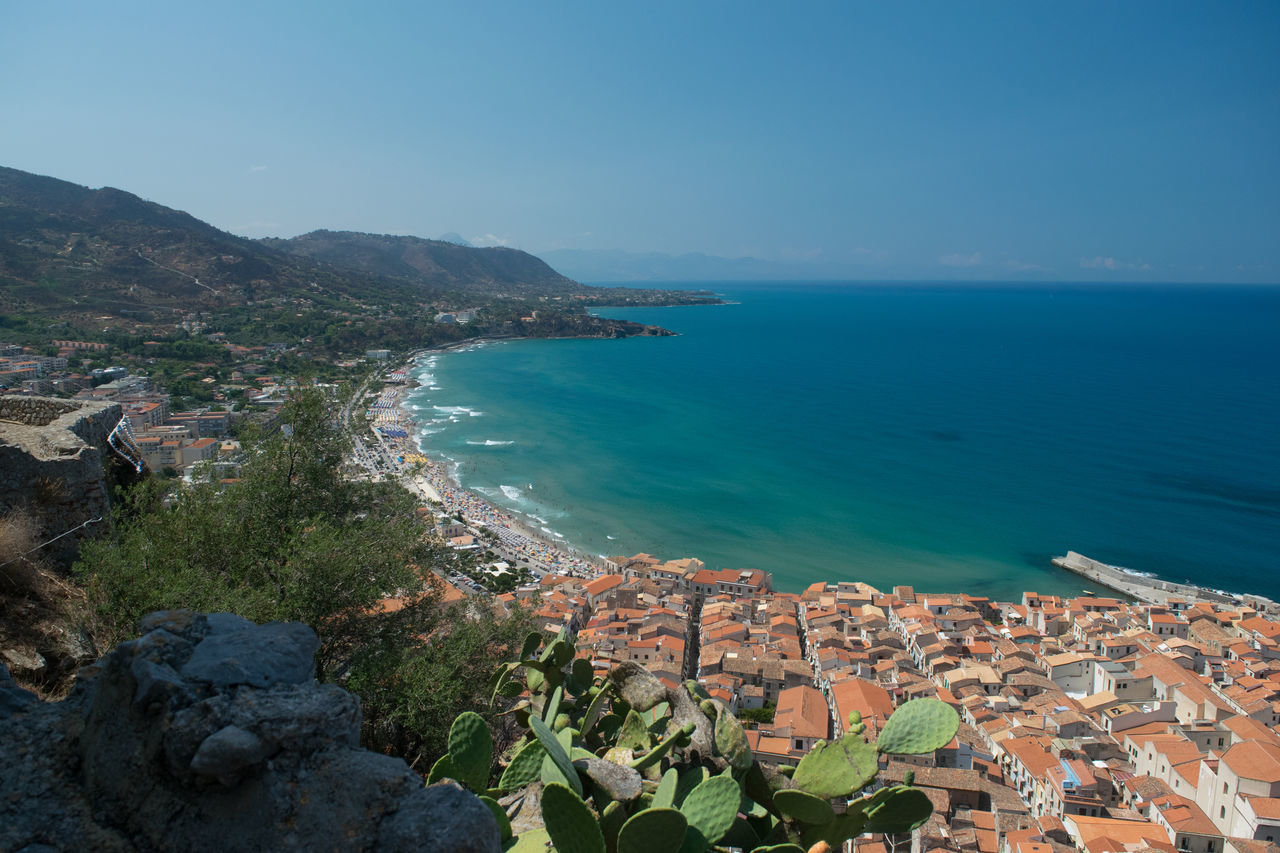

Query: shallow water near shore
left=406, top=282, right=1280, bottom=600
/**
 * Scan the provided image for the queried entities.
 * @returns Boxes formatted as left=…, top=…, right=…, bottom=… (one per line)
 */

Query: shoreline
left=375, top=341, right=1278, bottom=608
left=370, top=345, right=606, bottom=579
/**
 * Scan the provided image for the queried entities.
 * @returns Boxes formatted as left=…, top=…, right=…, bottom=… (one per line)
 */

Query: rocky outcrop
left=0, top=395, right=123, bottom=568
left=0, top=611, right=501, bottom=852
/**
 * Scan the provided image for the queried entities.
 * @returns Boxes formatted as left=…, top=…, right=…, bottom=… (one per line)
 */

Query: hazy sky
left=3, top=2, right=1278, bottom=282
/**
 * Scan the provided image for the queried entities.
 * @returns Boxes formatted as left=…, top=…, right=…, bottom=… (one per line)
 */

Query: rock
left=0, top=661, right=37, bottom=715
left=0, top=610, right=499, bottom=853
left=609, top=660, right=667, bottom=711
left=180, top=621, right=319, bottom=688
left=378, top=781, right=502, bottom=853
left=189, top=725, right=271, bottom=779
left=500, top=782, right=545, bottom=838
left=2, top=647, right=47, bottom=677
left=574, top=755, right=643, bottom=801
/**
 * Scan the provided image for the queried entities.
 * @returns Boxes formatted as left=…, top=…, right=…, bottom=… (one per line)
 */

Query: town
left=6, top=335, right=1280, bottom=853
left=509, top=557, right=1280, bottom=853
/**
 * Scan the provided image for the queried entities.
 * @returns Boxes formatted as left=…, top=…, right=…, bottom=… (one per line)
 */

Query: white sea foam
left=434, top=405, right=473, bottom=414
left=606, top=535, right=617, bottom=540
left=466, top=440, right=515, bottom=447
left=500, top=485, right=523, bottom=501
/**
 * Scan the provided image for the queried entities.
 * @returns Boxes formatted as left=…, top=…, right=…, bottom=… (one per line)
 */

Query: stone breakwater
left=1052, top=550, right=1280, bottom=615
left=0, top=611, right=501, bottom=853
left=0, top=395, right=122, bottom=567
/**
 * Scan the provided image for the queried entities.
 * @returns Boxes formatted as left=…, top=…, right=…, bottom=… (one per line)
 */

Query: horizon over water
left=406, top=281, right=1280, bottom=601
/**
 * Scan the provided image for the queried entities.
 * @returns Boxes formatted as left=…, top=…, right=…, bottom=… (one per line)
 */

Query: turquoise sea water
left=405, top=282, right=1280, bottom=601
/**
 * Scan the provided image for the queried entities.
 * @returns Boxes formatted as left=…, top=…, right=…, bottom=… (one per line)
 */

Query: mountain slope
left=260, top=230, right=577, bottom=297
left=0, top=166, right=418, bottom=320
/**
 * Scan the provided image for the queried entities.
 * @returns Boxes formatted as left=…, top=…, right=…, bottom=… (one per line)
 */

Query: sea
left=403, top=282, right=1280, bottom=602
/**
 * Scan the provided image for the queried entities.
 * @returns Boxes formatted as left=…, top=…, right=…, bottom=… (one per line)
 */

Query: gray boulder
left=0, top=610, right=501, bottom=852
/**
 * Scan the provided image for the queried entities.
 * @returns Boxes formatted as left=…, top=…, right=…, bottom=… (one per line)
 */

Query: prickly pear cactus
left=498, top=737, right=546, bottom=790
left=529, top=714, right=583, bottom=797
left=864, top=785, right=935, bottom=833
left=456, top=632, right=946, bottom=851
left=874, top=697, right=960, bottom=755
left=678, top=773, right=740, bottom=848
left=616, top=807, right=688, bottom=853
left=790, top=734, right=879, bottom=799
left=446, top=710, right=492, bottom=791
left=541, top=782, right=606, bottom=853
left=772, top=788, right=835, bottom=825
left=712, top=706, right=752, bottom=770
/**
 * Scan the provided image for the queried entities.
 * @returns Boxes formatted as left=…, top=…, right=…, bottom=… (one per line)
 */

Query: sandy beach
left=362, top=361, right=605, bottom=579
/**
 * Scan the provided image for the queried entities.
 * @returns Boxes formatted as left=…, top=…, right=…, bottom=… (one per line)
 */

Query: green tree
left=75, top=386, right=529, bottom=768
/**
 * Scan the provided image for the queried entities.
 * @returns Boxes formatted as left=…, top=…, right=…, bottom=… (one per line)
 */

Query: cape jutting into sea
left=404, top=281, right=1280, bottom=602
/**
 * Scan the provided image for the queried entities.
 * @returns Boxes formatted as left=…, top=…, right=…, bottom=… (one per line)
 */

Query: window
left=1223, top=783, right=1229, bottom=794
left=1220, top=806, right=1226, bottom=818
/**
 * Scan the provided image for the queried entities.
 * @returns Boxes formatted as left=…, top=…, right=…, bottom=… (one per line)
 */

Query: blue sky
left=3, top=2, right=1278, bottom=282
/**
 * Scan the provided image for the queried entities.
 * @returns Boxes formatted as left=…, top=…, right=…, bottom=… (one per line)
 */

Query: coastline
left=368, top=342, right=606, bottom=580
left=372, top=325, right=1278, bottom=608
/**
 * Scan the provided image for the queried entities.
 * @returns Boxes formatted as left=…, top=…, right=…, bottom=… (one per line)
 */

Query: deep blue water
left=405, top=282, right=1280, bottom=601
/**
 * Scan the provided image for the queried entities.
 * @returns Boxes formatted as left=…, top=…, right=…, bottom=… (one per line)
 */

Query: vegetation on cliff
left=73, top=387, right=532, bottom=766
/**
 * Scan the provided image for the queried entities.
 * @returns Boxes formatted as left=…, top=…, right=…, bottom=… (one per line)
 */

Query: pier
left=1051, top=551, right=1279, bottom=614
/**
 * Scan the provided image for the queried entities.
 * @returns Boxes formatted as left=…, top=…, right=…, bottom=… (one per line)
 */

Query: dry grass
left=0, top=509, right=44, bottom=595
left=0, top=509, right=94, bottom=699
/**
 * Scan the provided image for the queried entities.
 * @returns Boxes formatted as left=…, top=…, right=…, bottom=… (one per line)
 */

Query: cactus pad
left=674, top=766, right=708, bottom=807
left=799, top=806, right=871, bottom=850
left=580, top=683, right=610, bottom=736
left=541, top=782, right=606, bottom=853
left=791, top=735, right=878, bottom=799
left=505, top=827, right=551, bottom=853
left=425, top=753, right=457, bottom=786
left=617, top=807, right=689, bottom=853
left=772, top=788, right=835, bottom=825
left=498, top=737, right=546, bottom=790
left=653, top=767, right=680, bottom=809
left=521, top=631, right=543, bottom=660
left=570, top=657, right=595, bottom=692
left=874, top=698, right=959, bottom=755
left=864, top=785, right=934, bottom=833
left=543, top=684, right=564, bottom=724
left=478, top=795, right=512, bottom=842
left=713, top=709, right=753, bottom=770
left=529, top=713, right=582, bottom=797
left=617, top=709, right=653, bottom=752
left=752, top=845, right=805, bottom=853
left=447, top=711, right=492, bottom=791
left=679, top=773, right=741, bottom=846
